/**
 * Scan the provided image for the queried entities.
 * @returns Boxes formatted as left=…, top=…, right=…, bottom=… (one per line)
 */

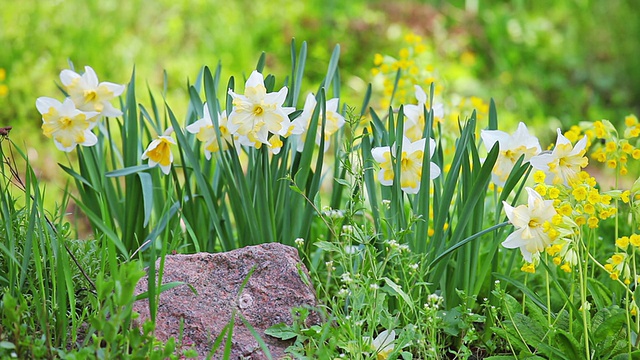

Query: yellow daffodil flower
left=227, top=70, right=295, bottom=149
left=142, top=128, right=176, bottom=175
left=530, top=129, right=588, bottom=185
left=186, top=102, right=235, bottom=159
left=59, top=66, right=125, bottom=118
left=502, top=187, right=557, bottom=262
left=371, top=136, right=441, bottom=194
left=290, top=93, right=345, bottom=152
left=481, top=122, right=541, bottom=186
left=36, top=97, right=100, bottom=152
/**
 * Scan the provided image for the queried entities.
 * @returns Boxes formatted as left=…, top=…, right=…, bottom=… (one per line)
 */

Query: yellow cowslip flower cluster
left=563, top=124, right=593, bottom=148
left=0, top=68, right=7, bottom=97
left=446, top=95, right=490, bottom=127
left=589, top=117, right=640, bottom=176
left=520, top=262, right=536, bottom=274
left=603, top=234, right=640, bottom=284
left=534, top=171, right=615, bottom=227
left=530, top=171, right=616, bottom=273
left=371, top=33, right=441, bottom=108
left=544, top=237, right=577, bottom=273
left=370, top=31, right=489, bottom=136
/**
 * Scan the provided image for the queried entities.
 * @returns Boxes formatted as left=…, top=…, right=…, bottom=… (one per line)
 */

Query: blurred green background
left=1, top=0, right=639, bottom=184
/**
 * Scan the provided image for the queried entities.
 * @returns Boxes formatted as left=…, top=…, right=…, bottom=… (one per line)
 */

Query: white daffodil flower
left=37, top=97, right=100, bottom=152
left=227, top=70, right=295, bottom=148
left=529, top=129, right=588, bottom=185
left=481, top=122, right=541, bottom=186
left=363, top=330, right=397, bottom=360
left=290, top=93, right=345, bottom=152
left=59, top=66, right=125, bottom=118
left=403, top=85, right=444, bottom=142
left=186, top=102, right=235, bottom=159
left=371, top=136, right=441, bottom=194
left=142, top=128, right=176, bottom=175
left=502, top=187, right=557, bottom=262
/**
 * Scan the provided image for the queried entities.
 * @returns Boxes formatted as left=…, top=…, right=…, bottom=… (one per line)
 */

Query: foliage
left=0, top=138, right=195, bottom=358
left=3, top=5, right=640, bottom=356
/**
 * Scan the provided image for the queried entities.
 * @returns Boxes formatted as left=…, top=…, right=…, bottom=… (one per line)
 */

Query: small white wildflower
left=341, top=272, right=353, bottom=284
left=325, top=261, right=335, bottom=271
left=370, top=283, right=379, bottom=290
left=399, top=244, right=410, bottom=253
left=382, top=199, right=391, bottom=208
left=341, top=224, right=354, bottom=235
left=409, top=263, right=419, bottom=272
left=345, top=245, right=360, bottom=254
left=385, top=239, right=399, bottom=249
left=338, top=288, right=350, bottom=297
left=294, top=238, right=305, bottom=247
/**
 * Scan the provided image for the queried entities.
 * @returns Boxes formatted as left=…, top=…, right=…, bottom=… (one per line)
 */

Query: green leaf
left=238, top=313, right=274, bottom=360
left=135, top=281, right=187, bottom=301
left=512, top=313, right=545, bottom=347
left=429, top=221, right=508, bottom=268
left=0, top=341, right=16, bottom=350
left=612, top=351, right=640, bottom=360
left=493, top=273, right=548, bottom=312
left=255, top=52, right=266, bottom=73
left=314, top=241, right=342, bottom=254
left=536, top=340, right=570, bottom=360
left=71, top=194, right=129, bottom=258
left=588, top=278, right=613, bottom=310
left=553, top=328, right=582, bottom=359
left=488, top=98, right=498, bottom=130
left=137, top=172, right=153, bottom=227
left=105, top=165, right=149, bottom=177
left=265, top=323, right=298, bottom=341
left=592, top=306, right=626, bottom=341
left=382, top=277, right=415, bottom=311
left=59, top=163, right=94, bottom=189
left=322, top=45, right=340, bottom=90
left=491, top=326, right=529, bottom=354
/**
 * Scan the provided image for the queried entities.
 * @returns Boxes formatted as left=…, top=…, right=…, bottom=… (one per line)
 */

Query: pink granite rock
left=133, top=243, right=320, bottom=359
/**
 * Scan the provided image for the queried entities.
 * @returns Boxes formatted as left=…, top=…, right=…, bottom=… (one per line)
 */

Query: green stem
left=545, top=254, right=552, bottom=346
left=577, top=230, right=591, bottom=360
left=522, top=274, right=528, bottom=314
